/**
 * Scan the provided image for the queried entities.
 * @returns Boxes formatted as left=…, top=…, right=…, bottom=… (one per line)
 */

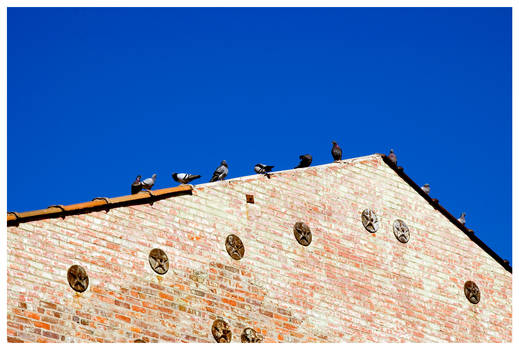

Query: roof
left=7, top=185, right=193, bottom=225
left=7, top=153, right=511, bottom=273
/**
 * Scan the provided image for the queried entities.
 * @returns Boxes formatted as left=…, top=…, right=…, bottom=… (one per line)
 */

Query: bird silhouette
left=172, top=173, right=201, bottom=184
left=131, top=175, right=142, bottom=194
left=331, top=141, right=342, bottom=161
left=295, top=154, right=312, bottom=168
left=210, top=161, right=228, bottom=182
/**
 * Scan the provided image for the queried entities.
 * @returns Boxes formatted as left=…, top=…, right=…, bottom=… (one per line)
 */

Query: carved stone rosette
left=212, top=319, right=232, bottom=343
left=241, top=327, right=263, bottom=343
left=393, top=219, right=410, bottom=243
left=293, top=222, right=312, bottom=246
left=464, top=281, right=481, bottom=304
left=148, top=248, right=169, bottom=275
left=67, top=265, right=89, bottom=293
left=362, top=209, right=379, bottom=233
left=225, top=234, right=245, bottom=260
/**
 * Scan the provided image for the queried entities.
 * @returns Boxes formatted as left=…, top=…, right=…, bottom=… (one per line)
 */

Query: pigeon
left=141, top=174, right=157, bottom=190
left=172, top=173, right=201, bottom=184
left=210, top=160, right=228, bottom=182
left=388, top=149, right=397, bottom=165
left=295, top=154, right=312, bottom=168
left=458, top=212, right=466, bottom=225
left=421, top=183, right=430, bottom=195
left=331, top=141, right=342, bottom=161
left=254, top=163, right=274, bottom=178
left=131, top=175, right=142, bottom=194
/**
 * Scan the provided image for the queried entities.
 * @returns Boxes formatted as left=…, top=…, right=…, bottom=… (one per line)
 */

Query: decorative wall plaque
left=241, top=327, right=263, bottom=343
left=464, top=281, right=480, bottom=304
left=212, top=319, right=232, bottom=343
left=361, top=209, right=379, bottom=233
left=226, top=234, right=245, bottom=260
left=293, top=222, right=312, bottom=246
left=393, top=219, right=410, bottom=243
left=148, top=248, right=169, bottom=275
left=67, top=265, right=89, bottom=293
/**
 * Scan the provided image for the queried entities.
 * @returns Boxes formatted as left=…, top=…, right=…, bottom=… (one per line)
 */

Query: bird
left=254, top=164, right=274, bottom=178
left=458, top=212, right=466, bottom=225
left=172, top=173, right=201, bottom=184
left=421, top=183, right=430, bottom=195
left=388, top=149, right=397, bottom=165
left=210, top=160, right=228, bottom=182
left=131, top=175, right=142, bottom=194
left=141, top=174, right=157, bottom=190
left=295, top=154, right=312, bottom=168
left=331, top=141, right=342, bottom=161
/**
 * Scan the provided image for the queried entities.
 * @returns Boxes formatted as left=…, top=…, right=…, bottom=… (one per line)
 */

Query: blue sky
left=8, top=7, right=511, bottom=263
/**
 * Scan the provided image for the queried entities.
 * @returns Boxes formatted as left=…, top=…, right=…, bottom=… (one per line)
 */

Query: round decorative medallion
left=464, top=281, right=480, bottom=304
left=241, top=327, right=263, bottom=343
left=67, top=265, right=89, bottom=293
left=393, top=219, right=410, bottom=243
left=293, top=222, right=312, bottom=246
left=212, top=319, right=232, bottom=343
left=225, top=234, right=245, bottom=260
left=148, top=248, right=169, bottom=275
left=361, top=209, right=379, bottom=233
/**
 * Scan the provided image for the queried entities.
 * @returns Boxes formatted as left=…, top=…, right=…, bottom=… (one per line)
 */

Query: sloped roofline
left=379, top=154, right=511, bottom=273
left=6, top=154, right=511, bottom=273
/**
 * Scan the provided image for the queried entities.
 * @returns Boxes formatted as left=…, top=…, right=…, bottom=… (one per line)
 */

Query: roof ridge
left=6, top=152, right=511, bottom=273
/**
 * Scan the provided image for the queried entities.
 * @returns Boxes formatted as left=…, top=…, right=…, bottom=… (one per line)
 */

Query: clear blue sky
left=8, top=8, right=511, bottom=263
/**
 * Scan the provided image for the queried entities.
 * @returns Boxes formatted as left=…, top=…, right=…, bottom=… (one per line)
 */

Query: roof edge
left=379, top=155, right=511, bottom=274
left=7, top=185, right=193, bottom=226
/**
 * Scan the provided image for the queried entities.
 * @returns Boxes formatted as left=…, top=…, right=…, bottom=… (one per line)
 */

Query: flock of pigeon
left=129, top=144, right=468, bottom=225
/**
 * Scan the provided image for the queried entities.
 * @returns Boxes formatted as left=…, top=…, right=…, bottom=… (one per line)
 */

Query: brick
left=6, top=154, right=512, bottom=343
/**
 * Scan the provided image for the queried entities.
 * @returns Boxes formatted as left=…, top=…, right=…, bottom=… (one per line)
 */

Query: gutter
left=7, top=185, right=193, bottom=226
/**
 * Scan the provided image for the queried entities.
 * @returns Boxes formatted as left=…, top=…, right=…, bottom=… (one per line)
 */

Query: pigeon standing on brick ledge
left=388, top=149, right=397, bottom=165
left=141, top=174, right=157, bottom=190
left=295, top=154, right=312, bottom=168
left=458, top=212, right=466, bottom=225
left=421, top=183, right=430, bottom=195
left=131, top=175, right=142, bottom=194
left=331, top=141, right=342, bottom=161
left=172, top=173, right=201, bottom=184
left=254, top=164, right=274, bottom=178
left=210, top=160, right=228, bottom=182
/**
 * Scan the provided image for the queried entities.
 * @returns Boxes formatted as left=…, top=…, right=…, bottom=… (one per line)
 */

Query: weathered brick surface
left=6, top=154, right=511, bottom=342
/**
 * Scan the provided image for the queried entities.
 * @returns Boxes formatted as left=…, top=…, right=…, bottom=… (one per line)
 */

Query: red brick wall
left=6, top=154, right=511, bottom=342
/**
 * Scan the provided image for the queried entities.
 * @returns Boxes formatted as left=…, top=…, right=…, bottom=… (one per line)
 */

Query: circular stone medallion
left=241, top=327, right=263, bottom=343
left=293, top=222, right=312, bottom=246
left=67, top=265, right=89, bottom=293
left=148, top=248, right=169, bottom=275
left=464, top=281, right=481, bottom=304
left=212, top=319, right=232, bottom=343
left=361, top=209, right=379, bottom=233
left=393, top=219, right=410, bottom=243
left=225, top=234, right=245, bottom=260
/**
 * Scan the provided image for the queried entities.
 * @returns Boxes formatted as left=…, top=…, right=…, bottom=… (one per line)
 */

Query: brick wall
left=6, top=154, right=512, bottom=342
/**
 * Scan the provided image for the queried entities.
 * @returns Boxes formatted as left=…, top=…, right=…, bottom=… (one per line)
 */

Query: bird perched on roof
left=388, top=149, right=397, bottom=165
left=210, top=160, right=228, bottom=182
left=141, top=174, right=157, bottom=190
left=172, top=173, right=201, bottom=184
left=458, top=212, right=466, bottom=225
left=295, top=154, right=312, bottom=168
left=421, top=183, right=430, bottom=195
left=254, top=163, right=274, bottom=178
left=131, top=175, right=142, bottom=194
left=331, top=141, right=342, bottom=161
